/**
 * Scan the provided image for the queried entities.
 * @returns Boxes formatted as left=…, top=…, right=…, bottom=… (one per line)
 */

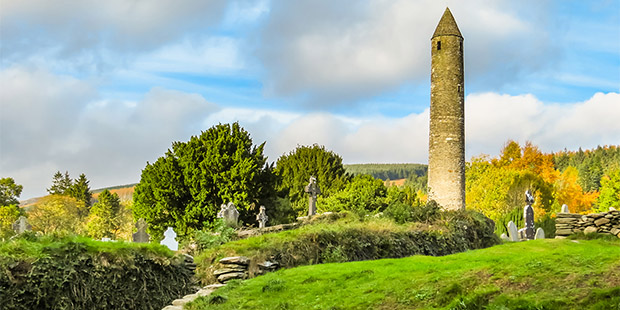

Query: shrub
left=383, top=200, right=440, bottom=224
left=319, top=174, right=387, bottom=215
left=191, top=219, right=237, bottom=252
left=0, top=235, right=194, bottom=310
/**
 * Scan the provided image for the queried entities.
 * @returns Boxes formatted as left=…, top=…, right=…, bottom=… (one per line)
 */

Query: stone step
left=219, top=256, right=250, bottom=266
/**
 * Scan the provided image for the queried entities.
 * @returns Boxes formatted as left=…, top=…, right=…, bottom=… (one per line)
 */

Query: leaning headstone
left=524, top=190, right=535, bottom=240
left=304, top=176, right=321, bottom=216
left=534, top=227, right=545, bottom=239
left=500, top=233, right=511, bottom=242
left=217, top=202, right=239, bottom=227
left=256, top=205, right=268, bottom=228
left=132, top=218, right=150, bottom=243
left=12, top=216, right=32, bottom=234
left=560, top=204, right=569, bottom=213
left=507, top=221, right=519, bottom=242
left=161, top=227, right=178, bottom=251
left=517, top=228, right=527, bottom=241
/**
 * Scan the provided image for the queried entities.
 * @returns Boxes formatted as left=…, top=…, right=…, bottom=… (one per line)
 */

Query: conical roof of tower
left=432, top=7, right=462, bottom=38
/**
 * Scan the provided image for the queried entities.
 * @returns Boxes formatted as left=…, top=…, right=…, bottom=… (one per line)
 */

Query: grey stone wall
left=428, top=33, right=465, bottom=210
left=555, top=210, right=620, bottom=238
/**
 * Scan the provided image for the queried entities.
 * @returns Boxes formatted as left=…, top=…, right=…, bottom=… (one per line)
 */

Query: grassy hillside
left=194, top=211, right=498, bottom=284
left=187, top=238, right=620, bottom=310
left=19, top=184, right=136, bottom=207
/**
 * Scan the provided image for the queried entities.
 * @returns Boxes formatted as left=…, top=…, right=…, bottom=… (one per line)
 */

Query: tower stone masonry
left=428, top=7, right=465, bottom=210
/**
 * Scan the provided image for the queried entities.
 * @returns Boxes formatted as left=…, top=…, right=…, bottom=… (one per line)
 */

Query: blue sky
left=1, top=0, right=619, bottom=199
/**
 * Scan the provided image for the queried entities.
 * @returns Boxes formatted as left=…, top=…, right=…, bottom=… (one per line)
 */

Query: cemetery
left=1, top=6, right=619, bottom=310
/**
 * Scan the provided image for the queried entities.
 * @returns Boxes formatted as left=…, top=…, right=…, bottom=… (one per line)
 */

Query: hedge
left=0, top=234, right=194, bottom=310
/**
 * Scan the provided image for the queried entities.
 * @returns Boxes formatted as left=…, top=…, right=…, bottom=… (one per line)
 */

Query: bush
left=383, top=200, right=440, bottom=224
left=191, top=219, right=237, bottom=252
left=0, top=235, right=194, bottom=310
left=318, top=174, right=387, bottom=215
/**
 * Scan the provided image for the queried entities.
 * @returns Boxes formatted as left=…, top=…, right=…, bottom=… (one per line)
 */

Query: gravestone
left=561, top=204, right=569, bottom=213
left=217, top=202, right=239, bottom=227
left=507, top=221, right=519, bottom=242
left=101, top=237, right=112, bottom=242
left=12, top=216, right=32, bottom=234
left=132, top=218, right=150, bottom=243
left=256, top=205, right=268, bottom=228
left=534, top=227, right=545, bottom=239
left=304, top=176, right=321, bottom=216
left=161, top=227, right=178, bottom=251
left=524, top=190, right=535, bottom=240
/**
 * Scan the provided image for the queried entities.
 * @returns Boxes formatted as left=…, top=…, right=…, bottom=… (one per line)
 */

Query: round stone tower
left=428, top=7, right=465, bottom=210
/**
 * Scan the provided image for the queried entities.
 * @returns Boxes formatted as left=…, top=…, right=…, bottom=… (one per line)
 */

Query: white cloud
left=228, top=91, right=620, bottom=166
left=255, top=0, right=554, bottom=105
left=0, top=67, right=219, bottom=199
left=132, top=37, right=245, bottom=75
left=3, top=69, right=617, bottom=200
left=1, top=0, right=229, bottom=70
left=465, top=92, right=620, bottom=157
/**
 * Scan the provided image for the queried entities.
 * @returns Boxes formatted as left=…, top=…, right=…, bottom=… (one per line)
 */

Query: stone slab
left=556, top=213, right=582, bottom=219
left=555, top=229, right=573, bottom=235
left=594, top=218, right=610, bottom=226
left=219, top=256, right=250, bottom=265
left=218, top=272, right=245, bottom=282
left=204, top=284, right=227, bottom=289
left=584, top=226, right=598, bottom=234
left=214, top=267, right=247, bottom=276
left=555, top=218, right=578, bottom=224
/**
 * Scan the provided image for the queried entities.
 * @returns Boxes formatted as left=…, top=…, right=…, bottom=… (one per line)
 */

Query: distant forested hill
left=553, top=145, right=620, bottom=192
left=344, top=163, right=428, bottom=181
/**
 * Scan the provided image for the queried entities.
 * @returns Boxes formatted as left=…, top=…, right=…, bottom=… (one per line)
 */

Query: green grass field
left=187, top=238, right=620, bottom=310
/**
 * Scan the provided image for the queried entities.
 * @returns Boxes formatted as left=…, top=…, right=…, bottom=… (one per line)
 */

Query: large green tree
left=0, top=177, right=23, bottom=239
left=597, top=169, right=620, bottom=211
left=275, top=144, right=350, bottom=215
left=133, top=123, right=273, bottom=239
left=28, top=195, right=87, bottom=234
left=47, top=171, right=73, bottom=195
left=67, top=173, right=93, bottom=208
left=87, top=190, right=122, bottom=239
left=0, top=177, right=23, bottom=206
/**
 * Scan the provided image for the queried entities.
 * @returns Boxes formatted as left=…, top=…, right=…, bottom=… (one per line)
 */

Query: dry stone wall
left=555, top=209, right=620, bottom=238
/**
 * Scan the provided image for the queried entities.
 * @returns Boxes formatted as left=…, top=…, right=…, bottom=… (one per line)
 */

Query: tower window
left=460, top=41, right=463, bottom=52
left=437, top=41, right=441, bottom=50
left=457, top=85, right=461, bottom=92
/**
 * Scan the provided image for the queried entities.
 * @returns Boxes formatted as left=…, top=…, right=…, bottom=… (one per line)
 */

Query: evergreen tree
left=47, top=171, right=73, bottom=195
left=67, top=173, right=92, bottom=208
left=87, top=190, right=122, bottom=239
left=133, top=122, right=274, bottom=239
left=275, top=144, right=350, bottom=215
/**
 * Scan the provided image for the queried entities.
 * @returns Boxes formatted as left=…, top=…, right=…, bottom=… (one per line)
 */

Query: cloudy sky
left=1, top=0, right=619, bottom=199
